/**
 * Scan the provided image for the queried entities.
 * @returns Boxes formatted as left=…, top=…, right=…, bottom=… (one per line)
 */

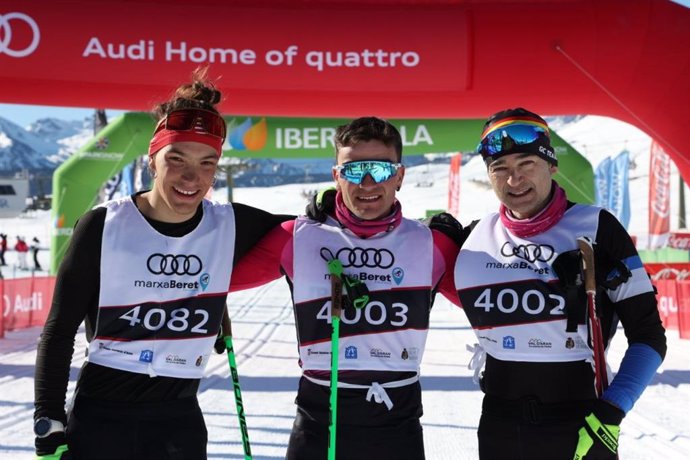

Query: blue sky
left=0, top=103, right=125, bottom=128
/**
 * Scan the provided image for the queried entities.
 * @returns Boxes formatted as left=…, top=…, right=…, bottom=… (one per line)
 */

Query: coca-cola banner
left=447, top=153, right=462, bottom=218
left=655, top=279, right=679, bottom=330
left=675, top=280, right=690, bottom=339
left=668, top=232, right=690, bottom=250
left=645, top=262, right=690, bottom=279
left=649, top=141, right=671, bottom=249
left=0, top=280, right=3, bottom=338
left=1, top=277, right=55, bottom=332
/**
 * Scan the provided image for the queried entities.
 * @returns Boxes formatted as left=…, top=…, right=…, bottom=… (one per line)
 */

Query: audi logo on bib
left=147, top=253, right=203, bottom=276
left=500, top=242, right=555, bottom=263
left=320, top=247, right=395, bottom=269
left=0, top=12, right=40, bottom=58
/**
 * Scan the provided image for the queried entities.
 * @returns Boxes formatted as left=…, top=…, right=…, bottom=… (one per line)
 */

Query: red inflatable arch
left=1, top=0, right=688, bottom=174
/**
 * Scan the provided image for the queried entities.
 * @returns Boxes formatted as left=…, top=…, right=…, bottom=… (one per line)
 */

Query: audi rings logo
left=147, top=253, right=203, bottom=276
left=0, top=12, right=40, bottom=58
left=500, top=242, right=555, bottom=263
left=320, top=247, right=395, bottom=269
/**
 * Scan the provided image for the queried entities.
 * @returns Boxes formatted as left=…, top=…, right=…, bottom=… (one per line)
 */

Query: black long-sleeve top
left=34, top=197, right=292, bottom=425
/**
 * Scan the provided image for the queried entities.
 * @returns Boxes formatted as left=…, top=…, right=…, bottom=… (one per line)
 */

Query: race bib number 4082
left=95, top=298, right=224, bottom=340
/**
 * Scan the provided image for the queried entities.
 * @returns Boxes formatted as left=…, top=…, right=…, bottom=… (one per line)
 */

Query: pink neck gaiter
left=334, top=191, right=402, bottom=239
left=499, top=181, right=567, bottom=238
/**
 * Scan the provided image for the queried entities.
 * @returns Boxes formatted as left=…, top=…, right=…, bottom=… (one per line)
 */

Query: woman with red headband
left=32, top=68, right=291, bottom=460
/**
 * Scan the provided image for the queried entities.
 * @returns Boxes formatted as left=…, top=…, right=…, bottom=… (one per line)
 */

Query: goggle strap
left=480, top=117, right=550, bottom=140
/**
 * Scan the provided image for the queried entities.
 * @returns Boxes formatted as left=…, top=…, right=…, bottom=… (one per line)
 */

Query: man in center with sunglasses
left=232, top=116, right=460, bottom=459
left=445, top=107, right=666, bottom=459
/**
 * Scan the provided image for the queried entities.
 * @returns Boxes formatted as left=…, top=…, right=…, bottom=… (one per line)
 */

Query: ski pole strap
left=342, top=274, right=370, bottom=309
left=327, top=258, right=370, bottom=310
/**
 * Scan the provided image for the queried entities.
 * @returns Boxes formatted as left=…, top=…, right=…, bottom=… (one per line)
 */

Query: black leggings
left=286, top=409, right=426, bottom=460
left=478, top=395, right=616, bottom=460
left=66, top=395, right=208, bottom=460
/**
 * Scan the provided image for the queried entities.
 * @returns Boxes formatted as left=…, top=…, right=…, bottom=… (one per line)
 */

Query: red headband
left=148, top=130, right=224, bottom=157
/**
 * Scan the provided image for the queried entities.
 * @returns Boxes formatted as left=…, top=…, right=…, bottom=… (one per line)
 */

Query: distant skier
left=0, top=233, right=7, bottom=266
left=31, top=237, right=42, bottom=271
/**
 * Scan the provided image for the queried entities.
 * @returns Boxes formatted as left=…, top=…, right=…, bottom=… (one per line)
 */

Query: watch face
left=34, top=418, right=52, bottom=436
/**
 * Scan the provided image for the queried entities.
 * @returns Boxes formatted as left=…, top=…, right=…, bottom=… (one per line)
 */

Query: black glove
left=552, top=249, right=587, bottom=333
left=573, top=399, right=624, bottom=460
left=305, top=188, right=336, bottom=223
left=36, top=432, right=72, bottom=459
left=423, top=212, right=468, bottom=247
left=213, top=328, right=226, bottom=354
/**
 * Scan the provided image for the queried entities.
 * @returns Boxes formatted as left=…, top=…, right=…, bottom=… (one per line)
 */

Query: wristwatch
left=33, top=417, right=65, bottom=438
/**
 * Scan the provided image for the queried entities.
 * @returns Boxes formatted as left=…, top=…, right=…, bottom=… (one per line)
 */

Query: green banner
left=224, top=117, right=482, bottom=158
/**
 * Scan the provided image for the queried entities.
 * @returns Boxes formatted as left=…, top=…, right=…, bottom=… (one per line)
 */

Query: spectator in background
left=31, top=237, right=42, bottom=271
left=0, top=233, right=7, bottom=266
left=15, top=236, right=29, bottom=270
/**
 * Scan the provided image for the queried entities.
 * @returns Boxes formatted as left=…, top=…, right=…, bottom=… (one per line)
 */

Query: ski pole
left=577, top=236, right=609, bottom=396
left=221, top=308, right=253, bottom=460
left=327, top=259, right=344, bottom=460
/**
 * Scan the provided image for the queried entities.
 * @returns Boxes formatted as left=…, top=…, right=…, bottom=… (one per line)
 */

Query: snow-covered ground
left=1, top=115, right=689, bottom=459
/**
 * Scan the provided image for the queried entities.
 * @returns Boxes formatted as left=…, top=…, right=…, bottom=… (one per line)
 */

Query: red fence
left=0, top=276, right=55, bottom=338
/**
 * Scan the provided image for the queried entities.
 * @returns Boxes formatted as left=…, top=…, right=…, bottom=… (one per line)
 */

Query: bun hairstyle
left=152, top=67, right=222, bottom=120
left=147, top=67, right=227, bottom=159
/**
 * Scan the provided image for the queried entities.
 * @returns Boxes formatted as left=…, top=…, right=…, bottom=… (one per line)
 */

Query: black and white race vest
left=87, top=197, right=235, bottom=378
left=455, top=204, right=600, bottom=363
left=293, top=217, right=433, bottom=374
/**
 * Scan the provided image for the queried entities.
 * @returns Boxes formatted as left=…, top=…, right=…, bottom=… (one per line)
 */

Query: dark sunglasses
left=333, top=160, right=402, bottom=185
left=153, top=108, right=227, bottom=140
left=477, top=121, right=550, bottom=157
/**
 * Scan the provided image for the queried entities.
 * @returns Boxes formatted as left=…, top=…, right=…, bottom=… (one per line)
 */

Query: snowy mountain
left=0, top=116, right=93, bottom=172
left=0, top=117, right=58, bottom=171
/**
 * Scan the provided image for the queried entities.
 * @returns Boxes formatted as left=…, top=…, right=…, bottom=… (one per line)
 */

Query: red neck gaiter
left=499, top=181, right=567, bottom=238
left=334, top=191, right=402, bottom=239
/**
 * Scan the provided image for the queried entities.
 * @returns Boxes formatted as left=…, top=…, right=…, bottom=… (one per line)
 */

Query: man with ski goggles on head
left=231, top=116, right=462, bottom=459
left=436, top=107, right=666, bottom=459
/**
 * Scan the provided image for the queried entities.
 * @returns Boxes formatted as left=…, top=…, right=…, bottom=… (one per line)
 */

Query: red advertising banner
left=648, top=141, right=671, bottom=249
left=646, top=263, right=690, bottom=279
left=675, top=280, right=690, bottom=339
left=0, top=2, right=469, bottom=113
left=1, top=276, right=55, bottom=332
left=0, top=280, right=3, bottom=338
left=447, top=153, right=462, bottom=218
left=655, top=279, right=679, bottom=330
left=668, top=231, right=690, bottom=250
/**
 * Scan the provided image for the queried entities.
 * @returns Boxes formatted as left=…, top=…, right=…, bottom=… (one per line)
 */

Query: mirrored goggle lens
left=155, top=108, right=227, bottom=140
left=476, top=123, right=549, bottom=157
left=334, top=160, right=402, bottom=185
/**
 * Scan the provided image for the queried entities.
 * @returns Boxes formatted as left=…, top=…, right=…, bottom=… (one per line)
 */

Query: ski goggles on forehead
left=153, top=108, right=227, bottom=140
left=333, top=160, right=402, bottom=185
left=476, top=119, right=550, bottom=157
